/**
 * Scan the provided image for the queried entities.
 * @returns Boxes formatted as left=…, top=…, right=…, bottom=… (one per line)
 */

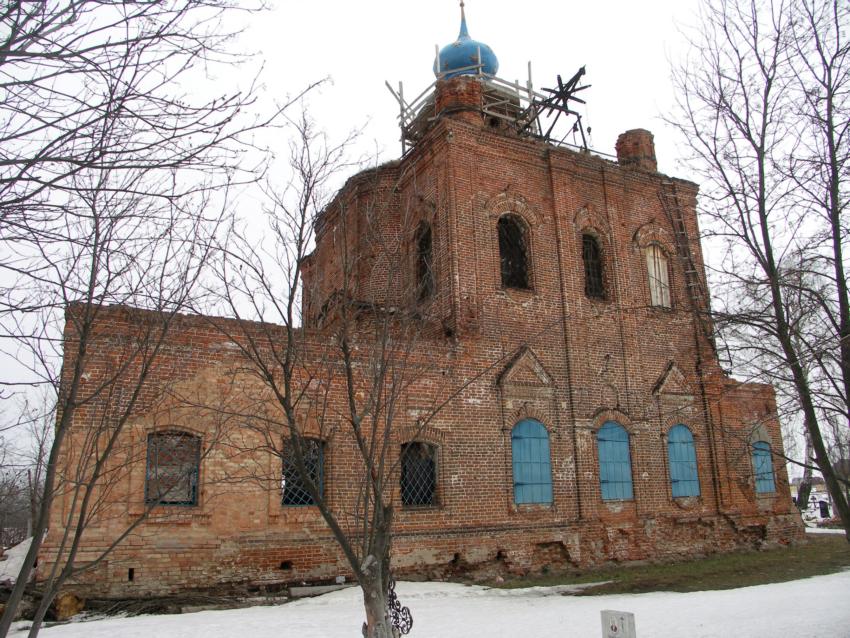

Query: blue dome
left=433, top=5, right=498, bottom=78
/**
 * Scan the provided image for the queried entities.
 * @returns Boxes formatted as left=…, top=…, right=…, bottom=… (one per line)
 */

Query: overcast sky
left=242, top=0, right=704, bottom=177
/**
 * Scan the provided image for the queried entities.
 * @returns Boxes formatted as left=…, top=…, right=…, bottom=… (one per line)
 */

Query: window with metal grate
left=498, top=215, right=530, bottom=289
left=282, top=438, right=324, bottom=506
left=145, top=431, right=201, bottom=506
left=582, top=233, right=605, bottom=299
left=415, top=222, right=435, bottom=301
left=400, top=442, right=437, bottom=506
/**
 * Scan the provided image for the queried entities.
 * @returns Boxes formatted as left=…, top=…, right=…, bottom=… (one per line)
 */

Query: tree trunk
left=361, top=578, right=395, bottom=638
left=27, top=589, right=53, bottom=638
left=797, top=431, right=814, bottom=511
left=359, top=502, right=396, bottom=638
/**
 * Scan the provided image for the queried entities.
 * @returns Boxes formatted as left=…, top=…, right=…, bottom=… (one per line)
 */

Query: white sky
left=244, top=0, right=703, bottom=177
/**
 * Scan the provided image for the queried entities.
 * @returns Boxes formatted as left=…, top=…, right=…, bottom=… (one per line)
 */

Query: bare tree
left=0, top=1, right=303, bottom=634
left=208, top=112, right=491, bottom=638
left=669, top=0, right=850, bottom=539
left=0, top=442, right=29, bottom=549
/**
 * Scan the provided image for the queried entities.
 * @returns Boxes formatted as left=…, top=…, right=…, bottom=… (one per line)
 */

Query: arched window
left=582, top=233, right=605, bottom=299
left=645, top=244, right=671, bottom=307
left=511, top=418, right=552, bottom=504
left=400, top=442, right=437, bottom=506
left=415, top=222, right=434, bottom=301
left=282, top=438, right=324, bottom=506
left=145, top=431, right=201, bottom=506
left=597, top=421, right=633, bottom=500
left=668, top=424, right=700, bottom=497
left=498, top=215, right=530, bottom=289
left=752, top=441, right=776, bottom=493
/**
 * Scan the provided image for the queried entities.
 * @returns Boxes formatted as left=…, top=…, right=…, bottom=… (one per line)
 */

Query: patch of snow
left=0, top=538, right=32, bottom=586
left=8, top=572, right=850, bottom=638
left=805, top=526, right=846, bottom=535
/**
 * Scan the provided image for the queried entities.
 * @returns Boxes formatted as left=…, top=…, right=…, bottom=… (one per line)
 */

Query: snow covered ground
left=805, top=525, right=846, bottom=535
left=0, top=538, right=31, bottom=586
left=9, top=570, right=850, bottom=638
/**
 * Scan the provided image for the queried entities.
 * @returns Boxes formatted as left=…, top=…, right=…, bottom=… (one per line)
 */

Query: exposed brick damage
left=40, top=76, right=803, bottom=597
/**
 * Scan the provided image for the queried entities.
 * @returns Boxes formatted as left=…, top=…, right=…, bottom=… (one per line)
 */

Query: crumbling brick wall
left=40, top=76, right=802, bottom=598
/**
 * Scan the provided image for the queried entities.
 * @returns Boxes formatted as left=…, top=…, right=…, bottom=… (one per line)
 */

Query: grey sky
left=247, top=0, right=702, bottom=176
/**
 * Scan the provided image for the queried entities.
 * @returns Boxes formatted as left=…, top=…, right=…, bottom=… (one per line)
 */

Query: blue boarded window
left=511, top=419, right=553, bottom=504
left=752, top=441, right=776, bottom=494
left=598, top=421, right=633, bottom=500
left=668, top=424, right=700, bottom=497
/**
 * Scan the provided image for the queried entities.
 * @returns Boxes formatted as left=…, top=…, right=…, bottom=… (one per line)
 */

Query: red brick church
left=41, top=7, right=802, bottom=596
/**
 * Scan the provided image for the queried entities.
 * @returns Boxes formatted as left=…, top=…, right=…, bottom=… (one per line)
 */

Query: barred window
left=401, top=442, right=437, bottom=506
left=415, top=222, right=435, bottom=301
left=498, top=215, right=530, bottom=289
left=145, top=432, right=201, bottom=506
left=582, top=233, right=605, bottom=299
left=282, top=438, right=324, bottom=506
left=645, top=244, right=671, bottom=307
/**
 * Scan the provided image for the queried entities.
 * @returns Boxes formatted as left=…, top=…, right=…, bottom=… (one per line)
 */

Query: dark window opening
left=145, top=432, right=201, bottom=506
left=279, top=560, right=293, bottom=570
left=415, top=223, right=434, bottom=301
left=498, top=216, right=530, bottom=289
left=128, top=568, right=135, bottom=582
left=282, top=438, right=324, bottom=506
left=582, top=234, right=605, bottom=299
left=400, top=442, right=437, bottom=506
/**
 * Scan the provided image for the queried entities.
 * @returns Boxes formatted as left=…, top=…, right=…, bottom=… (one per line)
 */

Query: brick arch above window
left=394, top=424, right=447, bottom=447
left=747, top=423, right=773, bottom=445
left=480, top=191, right=539, bottom=226
left=573, top=205, right=611, bottom=238
left=591, top=408, right=636, bottom=434
left=145, top=422, right=205, bottom=439
left=503, top=404, right=553, bottom=434
left=632, top=221, right=675, bottom=255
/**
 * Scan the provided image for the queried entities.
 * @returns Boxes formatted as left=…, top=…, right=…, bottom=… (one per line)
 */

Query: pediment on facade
left=652, top=362, right=693, bottom=396
left=498, top=347, right=552, bottom=388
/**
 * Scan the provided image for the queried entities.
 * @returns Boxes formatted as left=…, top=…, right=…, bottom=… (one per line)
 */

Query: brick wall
left=40, top=76, right=802, bottom=598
